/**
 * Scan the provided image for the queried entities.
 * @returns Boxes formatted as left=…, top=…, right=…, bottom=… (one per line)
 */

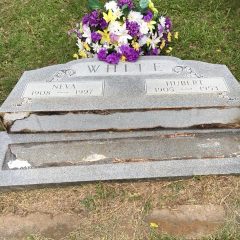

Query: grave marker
left=0, top=56, right=239, bottom=187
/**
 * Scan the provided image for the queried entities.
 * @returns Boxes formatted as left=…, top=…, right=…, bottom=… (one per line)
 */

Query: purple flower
left=151, top=48, right=159, bottom=55
left=126, top=21, right=140, bottom=37
left=98, top=48, right=107, bottom=61
left=106, top=52, right=121, bottom=64
left=165, top=17, right=172, bottom=30
left=99, top=19, right=108, bottom=30
left=143, top=10, right=153, bottom=22
left=158, top=24, right=164, bottom=35
left=163, top=33, right=168, bottom=42
left=120, top=45, right=139, bottom=62
left=91, top=32, right=101, bottom=42
left=110, top=33, right=119, bottom=42
left=118, top=0, right=134, bottom=9
left=82, top=13, right=90, bottom=25
left=89, top=10, right=100, bottom=27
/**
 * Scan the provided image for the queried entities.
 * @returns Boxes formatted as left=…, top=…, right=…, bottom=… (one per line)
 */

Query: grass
left=0, top=0, right=240, bottom=239
left=0, top=0, right=240, bottom=104
left=0, top=176, right=239, bottom=239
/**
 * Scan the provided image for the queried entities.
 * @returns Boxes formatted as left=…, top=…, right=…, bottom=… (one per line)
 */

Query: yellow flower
left=121, top=55, right=126, bottom=62
left=132, top=41, right=140, bottom=50
left=166, top=47, right=173, bottom=54
left=174, top=32, right=179, bottom=39
left=167, top=32, right=172, bottom=42
left=149, top=0, right=158, bottom=14
left=160, top=40, right=166, bottom=49
left=73, top=53, right=79, bottom=59
left=216, top=49, right=221, bottom=52
left=98, top=29, right=111, bottom=44
left=150, top=222, right=159, bottom=228
left=147, top=20, right=156, bottom=32
left=146, top=38, right=151, bottom=47
left=79, top=23, right=83, bottom=33
left=103, top=10, right=117, bottom=23
left=83, top=42, right=90, bottom=51
left=79, top=50, right=87, bottom=58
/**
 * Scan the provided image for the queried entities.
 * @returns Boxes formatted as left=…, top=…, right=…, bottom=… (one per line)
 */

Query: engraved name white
left=146, top=77, right=229, bottom=95
left=71, top=60, right=176, bottom=76
left=22, top=81, right=103, bottom=98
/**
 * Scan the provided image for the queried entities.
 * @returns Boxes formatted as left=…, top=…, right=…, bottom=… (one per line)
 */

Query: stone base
left=0, top=129, right=239, bottom=187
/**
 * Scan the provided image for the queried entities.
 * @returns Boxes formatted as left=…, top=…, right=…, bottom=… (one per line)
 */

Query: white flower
left=76, top=39, right=84, bottom=50
left=92, top=42, right=101, bottom=53
left=139, top=21, right=149, bottom=34
left=128, top=11, right=143, bottom=24
left=159, top=16, right=166, bottom=27
left=103, top=42, right=110, bottom=49
left=117, top=23, right=132, bottom=44
left=149, top=33, right=160, bottom=49
left=139, top=35, right=148, bottom=46
left=82, top=25, right=92, bottom=44
left=114, top=7, right=123, bottom=19
left=105, top=1, right=118, bottom=12
left=108, top=21, right=122, bottom=35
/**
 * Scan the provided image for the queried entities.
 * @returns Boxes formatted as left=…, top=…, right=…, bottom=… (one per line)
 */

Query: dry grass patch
left=0, top=176, right=239, bottom=239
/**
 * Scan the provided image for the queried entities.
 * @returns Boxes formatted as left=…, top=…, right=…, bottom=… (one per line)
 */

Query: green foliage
left=80, top=195, right=96, bottom=211
left=122, top=4, right=131, bottom=16
left=88, top=0, right=103, bottom=10
left=139, top=0, right=149, bottom=10
left=0, top=0, right=239, bottom=108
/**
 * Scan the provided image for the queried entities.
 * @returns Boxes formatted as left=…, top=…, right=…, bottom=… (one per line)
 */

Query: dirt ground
left=0, top=175, right=239, bottom=239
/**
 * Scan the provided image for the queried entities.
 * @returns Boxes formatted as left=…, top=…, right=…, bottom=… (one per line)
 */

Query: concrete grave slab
left=0, top=129, right=239, bottom=187
left=0, top=56, right=239, bottom=133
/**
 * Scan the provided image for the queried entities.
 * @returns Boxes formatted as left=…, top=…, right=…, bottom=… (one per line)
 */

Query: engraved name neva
left=146, top=78, right=229, bottom=95
left=70, top=60, right=177, bottom=76
left=22, top=81, right=103, bottom=98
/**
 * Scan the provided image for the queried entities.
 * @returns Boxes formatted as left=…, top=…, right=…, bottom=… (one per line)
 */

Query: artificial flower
left=166, top=47, right=173, bottom=53
left=105, top=1, right=118, bottom=12
left=82, top=25, right=92, bottom=44
left=103, top=10, right=117, bottom=23
left=118, top=0, right=134, bottom=9
left=174, top=32, right=179, bottom=39
left=148, top=0, right=158, bottom=14
left=128, top=11, right=143, bottom=24
left=70, top=0, right=175, bottom=64
left=98, top=29, right=111, bottom=44
left=147, top=20, right=157, bottom=32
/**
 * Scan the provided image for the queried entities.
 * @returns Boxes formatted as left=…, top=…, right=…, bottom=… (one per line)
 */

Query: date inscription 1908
left=22, top=81, right=103, bottom=98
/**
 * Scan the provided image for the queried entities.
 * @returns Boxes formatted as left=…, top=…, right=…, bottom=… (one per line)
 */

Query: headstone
left=0, top=56, right=239, bottom=187
left=0, top=56, right=239, bottom=133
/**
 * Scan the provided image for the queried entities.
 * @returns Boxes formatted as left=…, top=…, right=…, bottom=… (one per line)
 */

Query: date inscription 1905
left=146, top=78, right=229, bottom=95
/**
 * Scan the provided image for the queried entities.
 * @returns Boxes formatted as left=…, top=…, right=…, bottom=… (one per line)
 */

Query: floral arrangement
left=70, top=0, right=178, bottom=64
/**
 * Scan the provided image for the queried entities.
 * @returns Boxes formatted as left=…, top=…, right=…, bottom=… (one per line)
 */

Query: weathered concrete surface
left=0, top=213, right=80, bottom=239
left=0, top=56, right=239, bottom=133
left=145, top=205, right=226, bottom=239
left=0, top=130, right=239, bottom=187
left=3, top=130, right=240, bottom=169
left=6, top=107, right=240, bottom=133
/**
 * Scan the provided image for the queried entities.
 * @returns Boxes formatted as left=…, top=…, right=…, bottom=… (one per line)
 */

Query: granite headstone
left=0, top=56, right=239, bottom=187
left=0, top=56, right=239, bottom=133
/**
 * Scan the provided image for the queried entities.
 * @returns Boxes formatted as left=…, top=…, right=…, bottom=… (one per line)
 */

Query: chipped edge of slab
left=0, top=131, right=239, bottom=188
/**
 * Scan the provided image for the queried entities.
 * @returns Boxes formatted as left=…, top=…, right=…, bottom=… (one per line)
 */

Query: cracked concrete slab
left=0, top=129, right=239, bottom=188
